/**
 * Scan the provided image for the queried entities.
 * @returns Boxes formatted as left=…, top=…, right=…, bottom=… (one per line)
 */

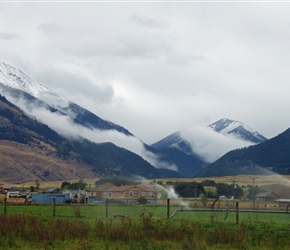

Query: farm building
left=255, top=192, right=279, bottom=201
left=276, top=199, right=290, bottom=208
left=31, top=193, right=70, bottom=204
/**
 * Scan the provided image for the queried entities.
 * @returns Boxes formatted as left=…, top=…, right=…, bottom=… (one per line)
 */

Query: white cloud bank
left=179, top=126, right=254, bottom=163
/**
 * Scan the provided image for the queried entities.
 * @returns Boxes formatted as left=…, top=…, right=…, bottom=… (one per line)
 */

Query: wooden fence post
left=167, top=199, right=170, bottom=219
left=4, top=198, right=7, bottom=214
left=235, top=202, right=239, bottom=224
left=53, top=198, right=56, bottom=217
left=106, top=199, right=108, bottom=218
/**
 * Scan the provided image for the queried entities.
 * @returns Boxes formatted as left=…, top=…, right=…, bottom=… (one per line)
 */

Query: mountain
left=151, top=118, right=267, bottom=161
left=195, top=128, right=290, bottom=177
left=0, top=94, right=180, bottom=183
left=0, top=62, right=204, bottom=179
left=0, top=62, right=271, bottom=180
left=150, top=131, right=207, bottom=175
left=0, top=62, right=184, bottom=181
left=0, top=62, right=132, bottom=135
left=151, top=132, right=193, bottom=155
left=208, top=118, right=267, bottom=144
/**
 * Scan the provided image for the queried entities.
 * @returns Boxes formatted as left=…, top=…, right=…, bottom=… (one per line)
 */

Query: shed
left=255, top=192, right=279, bottom=201
left=32, top=193, right=69, bottom=204
left=276, top=199, right=290, bottom=208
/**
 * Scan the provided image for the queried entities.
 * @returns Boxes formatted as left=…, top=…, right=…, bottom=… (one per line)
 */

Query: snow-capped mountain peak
left=208, top=118, right=267, bottom=143
left=0, top=62, right=68, bottom=107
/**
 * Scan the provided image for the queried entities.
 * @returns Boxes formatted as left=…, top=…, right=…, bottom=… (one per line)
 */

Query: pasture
left=1, top=202, right=290, bottom=224
left=1, top=202, right=290, bottom=249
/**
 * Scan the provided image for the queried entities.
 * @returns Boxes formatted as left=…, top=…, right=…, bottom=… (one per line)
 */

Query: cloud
left=34, top=67, right=115, bottom=105
left=179, top=126, right=254, bottom=163
left=0, top=31, right=21, bottom=40
left=129, top=15, right=167, bottom=29
left=37, top=22, right=64, bottom=35
left=1, top=2, right=290, bottom=146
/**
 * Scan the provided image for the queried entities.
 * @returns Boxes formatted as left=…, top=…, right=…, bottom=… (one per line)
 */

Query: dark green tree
left=174, top=182, right=205, bottom=198
left=61, top=181, right=71, bottom=189
left=216, top=182, right=244, bottom=199
left=247, top=186, right=263, bottom=199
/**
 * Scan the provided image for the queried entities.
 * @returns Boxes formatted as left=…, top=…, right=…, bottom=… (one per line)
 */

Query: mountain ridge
left=0, top=62, right=206, bottom=178
left=0, top=62, right=132, bottom=136
left=209, top=118, right=267, bottom=144
left=151, top=118, right=267, bottom=165
left=195, top=127, right=290, bottom=177
left=0, top=94, right=180, bottom=183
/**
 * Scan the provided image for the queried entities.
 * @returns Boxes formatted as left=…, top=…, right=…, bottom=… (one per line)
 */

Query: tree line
left=158, top=179, right=263, bottom=199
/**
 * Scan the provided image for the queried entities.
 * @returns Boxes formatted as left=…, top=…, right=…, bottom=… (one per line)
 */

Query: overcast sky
left=1, top=1, right=290, bottom=145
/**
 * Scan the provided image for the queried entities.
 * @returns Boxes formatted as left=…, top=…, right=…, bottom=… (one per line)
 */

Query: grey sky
left=1, top=2, right=290, bottom=144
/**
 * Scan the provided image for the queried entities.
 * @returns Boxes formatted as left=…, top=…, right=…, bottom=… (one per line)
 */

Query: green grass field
left=1, top=203, right=289, bottom=223
left=1, top=203, right=290, bottom=249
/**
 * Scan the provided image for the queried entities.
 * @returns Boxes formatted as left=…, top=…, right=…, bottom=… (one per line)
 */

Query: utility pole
left=195, top=182, right=197, bottom=207
left=230, top=179, right=237, bottom=207
left=249, top=177, right=257, bottom=209
left=230, top=179, right=237, bottom=199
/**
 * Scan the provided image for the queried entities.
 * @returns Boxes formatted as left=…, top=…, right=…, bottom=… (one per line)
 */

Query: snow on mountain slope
left=0, top=62, right=131, bottom=134
left=0, top=62, right=181, bottom=173
left=208, top=118, right=267, bottom=144
left=0, top=62, right=68, bottom=108
left=152, top=118, right=267, bottom=163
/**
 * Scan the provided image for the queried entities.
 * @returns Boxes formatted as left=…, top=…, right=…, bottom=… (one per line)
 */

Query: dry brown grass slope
left=0, top=140, right=96, bottom=184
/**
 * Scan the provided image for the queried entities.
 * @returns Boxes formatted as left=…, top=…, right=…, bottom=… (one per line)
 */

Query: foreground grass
left=1, top=207, right=290, bottom=249
left=1, top=203, right=290, bottom=224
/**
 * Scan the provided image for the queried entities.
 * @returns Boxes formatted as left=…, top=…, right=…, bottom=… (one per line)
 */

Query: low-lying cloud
left=179, top=126, right=254, bottom=163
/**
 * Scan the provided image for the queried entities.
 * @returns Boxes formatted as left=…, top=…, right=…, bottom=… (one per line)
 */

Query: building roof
left=276, top=199, right=290, bottom=203
left=45, top=188, right=57, bottom=193
left=255, top=192, right=279, bottom=198
left=93, top=182, right=115, bottom=192
left=106, top=185, right=157, bottom=192
left=63, top=189, right=86, bottom=193
left=106, top=186, right=131, bottom=192
left=138, top=185, right=156, bottom=192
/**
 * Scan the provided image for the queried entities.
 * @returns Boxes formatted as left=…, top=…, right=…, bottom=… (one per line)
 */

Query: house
left=101, top=185, right=158, bottom=205
left=255, top=192, right=279, bottom=201
left=88, top=182, right=115, bottom=198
